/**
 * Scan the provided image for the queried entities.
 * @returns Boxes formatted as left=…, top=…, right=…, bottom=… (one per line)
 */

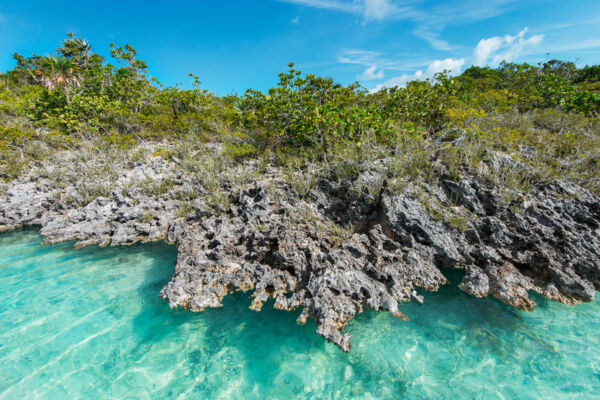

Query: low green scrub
left=0, top=35, right=598, bottom=202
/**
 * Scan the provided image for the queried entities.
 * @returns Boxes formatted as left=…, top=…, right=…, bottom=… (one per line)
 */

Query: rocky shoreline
left=1, top=146, right=599, bottom=352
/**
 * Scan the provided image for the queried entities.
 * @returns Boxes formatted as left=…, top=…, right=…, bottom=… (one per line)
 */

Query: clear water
left=1, top=229, right=599, bottom=399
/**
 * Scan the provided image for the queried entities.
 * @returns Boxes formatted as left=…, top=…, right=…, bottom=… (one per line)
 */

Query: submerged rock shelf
left=1, top=150, right=599, bottom=352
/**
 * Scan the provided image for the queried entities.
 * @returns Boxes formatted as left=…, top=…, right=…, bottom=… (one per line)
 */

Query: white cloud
left=291, top=16, right=300, bottom=24
left=357, top=65, right=385, bottom=80
left=473, top=27, right=544, bottom=66
left=473, top=37, right=503, bottom=66
left=372, top=58, right=463, bottom=91
left=425, top=58, right=465, bottom=75
left=341, top=27, right=543, bottom=91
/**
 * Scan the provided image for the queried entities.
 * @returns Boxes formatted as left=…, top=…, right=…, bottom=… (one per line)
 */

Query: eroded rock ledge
left=1, top=151, right=599, bottom=352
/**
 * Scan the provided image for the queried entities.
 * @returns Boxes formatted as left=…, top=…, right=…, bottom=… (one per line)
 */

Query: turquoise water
left=1, top=229, right=599, bottom=399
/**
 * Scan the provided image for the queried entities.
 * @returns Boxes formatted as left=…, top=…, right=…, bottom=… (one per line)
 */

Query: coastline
left=2, top=142, right=598, bottom=352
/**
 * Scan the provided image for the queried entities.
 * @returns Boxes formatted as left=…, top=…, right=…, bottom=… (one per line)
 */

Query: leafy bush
left=241, top=63, right=388, bottom=148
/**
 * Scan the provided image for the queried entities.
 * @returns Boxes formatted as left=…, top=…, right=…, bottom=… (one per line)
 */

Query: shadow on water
left=121, top=241, right=178, bottom=354
left=0, top=225, right=41, bottom=239
left=408, top=267, right=526, bottom=331
left=402, top=267, right=593, bottom=360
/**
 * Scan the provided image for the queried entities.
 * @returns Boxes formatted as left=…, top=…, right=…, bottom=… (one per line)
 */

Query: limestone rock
left=1, top=150, right=599, bottom=352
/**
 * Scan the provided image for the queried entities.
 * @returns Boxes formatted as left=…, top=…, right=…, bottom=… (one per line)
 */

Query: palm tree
left=58, top=33, right=92, bottom=68
left=34, top=56, right=82, bottom=104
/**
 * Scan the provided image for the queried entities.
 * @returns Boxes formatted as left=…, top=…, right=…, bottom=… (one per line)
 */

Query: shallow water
left=0, top=229, right=599, bottom=399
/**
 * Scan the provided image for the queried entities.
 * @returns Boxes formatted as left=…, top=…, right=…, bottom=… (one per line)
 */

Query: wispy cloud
left=338, top=49, right=425, bottom=71
left=291, top=16, right=300, bottom=24
left=279, top=0, right=518, bottom=51
left=279, top=0, right=361, bottom=14
left=412, top=29, right=456, bottom=51
left=278, top=0, right=414, bottom=22
left=535, top=18, right=600, bottom=34
left=540, top=39, right=600, bottom=55
left=363, top=0, right=396, bottom=21
left=412, top=0, right=518, bottom=50
left=338, top=49, right=382, bottom=65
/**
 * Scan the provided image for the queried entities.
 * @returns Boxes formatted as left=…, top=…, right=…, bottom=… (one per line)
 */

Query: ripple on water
left=0, top=228, right=599, bottom=399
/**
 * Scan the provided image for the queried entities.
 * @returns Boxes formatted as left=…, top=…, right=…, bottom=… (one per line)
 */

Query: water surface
left=1, top=229, right=599, bottom=399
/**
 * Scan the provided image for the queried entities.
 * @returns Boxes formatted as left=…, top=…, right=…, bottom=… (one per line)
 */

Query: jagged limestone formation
left=1, top=151, right=599, bottom=352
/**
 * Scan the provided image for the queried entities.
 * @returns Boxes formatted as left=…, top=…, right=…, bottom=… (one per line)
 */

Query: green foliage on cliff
left=1, top=35, right=599, bottom=195
left=240, top=63, right=390, bottom=147
left=1, top=34, right=236, bottom=141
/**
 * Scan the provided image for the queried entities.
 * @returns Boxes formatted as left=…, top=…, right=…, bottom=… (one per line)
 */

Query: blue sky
left=0, top=0, right=599, bottom=94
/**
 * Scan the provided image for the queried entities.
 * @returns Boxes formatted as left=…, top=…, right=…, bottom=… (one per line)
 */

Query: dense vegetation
left=1, top=35, right=599, bottom=208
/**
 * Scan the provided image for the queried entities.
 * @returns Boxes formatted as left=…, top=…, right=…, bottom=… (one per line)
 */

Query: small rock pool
left=1, top=228, right=599, bottom=399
